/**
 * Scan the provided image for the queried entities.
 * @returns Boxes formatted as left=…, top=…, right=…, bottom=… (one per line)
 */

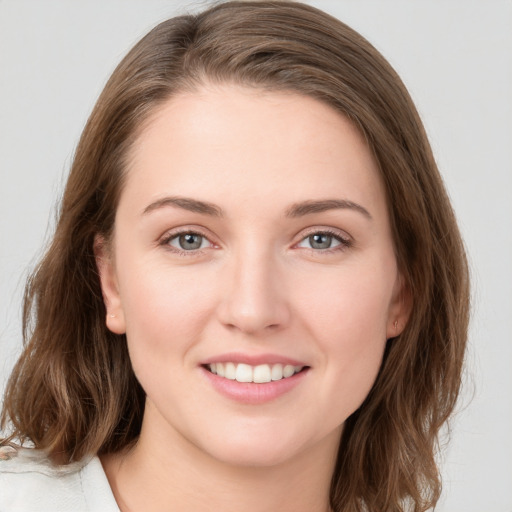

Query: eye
left=296, top=231, right=349, bottom=251
left=166, top=232, right=211, bottom=251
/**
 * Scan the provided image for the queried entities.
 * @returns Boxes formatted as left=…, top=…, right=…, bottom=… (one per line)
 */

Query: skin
left=96, top=84, right=410, bottom=512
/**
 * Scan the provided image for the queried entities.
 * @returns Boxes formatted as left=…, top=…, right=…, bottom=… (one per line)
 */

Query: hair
left=1, top=1, right=469, bottom=511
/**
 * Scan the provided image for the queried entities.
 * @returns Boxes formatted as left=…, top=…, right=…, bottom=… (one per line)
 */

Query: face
left=97, top=84, right=409, bottom=468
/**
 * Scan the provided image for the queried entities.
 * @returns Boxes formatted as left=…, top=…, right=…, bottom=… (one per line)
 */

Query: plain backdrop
left=1, top=1, right=511, bottom=510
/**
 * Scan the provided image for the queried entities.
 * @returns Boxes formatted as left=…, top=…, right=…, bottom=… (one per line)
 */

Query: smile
left=207, top=362, right=304, bottom=383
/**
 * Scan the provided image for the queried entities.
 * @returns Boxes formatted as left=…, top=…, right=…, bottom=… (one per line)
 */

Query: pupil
left=179, top=233, right=202, bottom=250
left=310, top=234, right=331, bottom=249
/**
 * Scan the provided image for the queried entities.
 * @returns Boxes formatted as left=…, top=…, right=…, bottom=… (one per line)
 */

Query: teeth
left=236, top=363, right=253, bottom=382
left=271, top=363, right=283, bottom=381
left=207, top=362, right=304, bottom=383
left=283, top=365, right=295, bottom=378
left=225, top=362, right=236, bottom=380
left=253, top=364, right=271, bottom=383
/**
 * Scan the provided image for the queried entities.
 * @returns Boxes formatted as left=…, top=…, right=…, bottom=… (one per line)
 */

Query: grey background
left=1, top=1, right=511, bottom=510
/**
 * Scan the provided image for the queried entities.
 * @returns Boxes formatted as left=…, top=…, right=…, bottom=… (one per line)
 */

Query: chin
left=207, top=439, right=303, bottom=469
left=196, top=421, right=340, bottom=470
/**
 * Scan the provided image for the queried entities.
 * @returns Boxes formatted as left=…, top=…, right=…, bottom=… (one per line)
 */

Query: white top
left=0, top=446, right=120, bottom=511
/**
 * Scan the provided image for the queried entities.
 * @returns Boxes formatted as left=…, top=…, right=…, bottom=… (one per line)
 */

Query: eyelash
left=159, top=228, right=352, bottom=256
left=159, top=229, right=214, bottom=257
left=298, top=228, right=352, bottom=254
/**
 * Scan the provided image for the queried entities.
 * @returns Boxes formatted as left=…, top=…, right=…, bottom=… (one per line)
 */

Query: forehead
left=121, top=84, right=386, bottom=218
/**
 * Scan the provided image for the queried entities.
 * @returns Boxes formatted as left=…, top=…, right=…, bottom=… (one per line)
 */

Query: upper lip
left=200, top=352, right=308, bottom=367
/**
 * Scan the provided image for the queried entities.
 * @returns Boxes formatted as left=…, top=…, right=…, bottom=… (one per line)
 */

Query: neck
left=102, top=406, right=339, bottom=512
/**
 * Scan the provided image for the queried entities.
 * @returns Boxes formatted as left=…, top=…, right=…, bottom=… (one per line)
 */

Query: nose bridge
left=218, top=240, right=289, bottom=334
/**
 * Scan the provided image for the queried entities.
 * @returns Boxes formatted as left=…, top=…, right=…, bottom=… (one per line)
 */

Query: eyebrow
left=142, top=196, right=372, bottom=220
left=143, top=196, right=224, bottom=217
left=285, top=199, right=372, bottom=220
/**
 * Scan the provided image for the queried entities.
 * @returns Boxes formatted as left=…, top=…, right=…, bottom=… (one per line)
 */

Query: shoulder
left=0, top=446, right=119, bottom=512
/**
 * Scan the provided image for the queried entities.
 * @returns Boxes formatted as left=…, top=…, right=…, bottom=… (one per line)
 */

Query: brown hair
left=1, top=1, right=469, bottom=510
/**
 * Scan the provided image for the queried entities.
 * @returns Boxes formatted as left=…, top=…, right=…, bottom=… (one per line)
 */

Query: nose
left=216, top=248, right=290, bottom=335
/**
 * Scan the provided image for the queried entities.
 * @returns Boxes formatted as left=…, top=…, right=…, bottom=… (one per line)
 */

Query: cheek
left=295, top=264, right=393, bottom=413
left=297, top=261, right=394, bottom=342
left=116, top=261, right=216, bottom=366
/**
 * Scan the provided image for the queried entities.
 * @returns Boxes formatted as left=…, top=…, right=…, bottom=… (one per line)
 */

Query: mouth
left=203, top=362, right=307, bottom=384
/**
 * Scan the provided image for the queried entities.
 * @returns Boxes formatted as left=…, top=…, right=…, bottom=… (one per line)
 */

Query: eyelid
left=297, top=226, right=352, bottom=242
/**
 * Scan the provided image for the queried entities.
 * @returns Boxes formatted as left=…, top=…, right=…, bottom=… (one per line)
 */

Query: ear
left=94, top=235, right=126, bottom=334
left=386, top=272, right=412, bottom=339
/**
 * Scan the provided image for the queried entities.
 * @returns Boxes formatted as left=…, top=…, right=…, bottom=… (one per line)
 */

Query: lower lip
left=201, top=367, right=309, bottom=405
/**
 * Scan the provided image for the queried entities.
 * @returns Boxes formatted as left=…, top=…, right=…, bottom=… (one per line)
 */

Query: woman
left=0, top=1, right=469, bottom=511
